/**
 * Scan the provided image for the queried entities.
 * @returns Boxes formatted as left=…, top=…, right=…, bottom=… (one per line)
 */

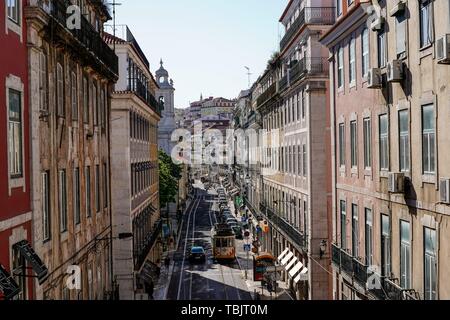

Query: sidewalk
left=153, top=198, right=192, bottom=300
left=230, top=200, right=295, bottom=301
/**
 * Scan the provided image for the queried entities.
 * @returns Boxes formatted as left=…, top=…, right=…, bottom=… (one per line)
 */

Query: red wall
left=0, top=1, right=33, bottom=300
left=0, top=0, right=30, bottom=218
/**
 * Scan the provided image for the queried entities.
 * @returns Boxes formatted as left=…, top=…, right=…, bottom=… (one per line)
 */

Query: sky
left=112, top=0, right=287, bottom=109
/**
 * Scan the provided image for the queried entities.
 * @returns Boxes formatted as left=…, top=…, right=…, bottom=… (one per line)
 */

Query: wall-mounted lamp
left=320, top=240, right=327, bottom=259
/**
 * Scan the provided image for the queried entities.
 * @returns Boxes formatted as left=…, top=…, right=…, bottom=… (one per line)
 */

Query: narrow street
left=166, top=188, right=253, bottom=301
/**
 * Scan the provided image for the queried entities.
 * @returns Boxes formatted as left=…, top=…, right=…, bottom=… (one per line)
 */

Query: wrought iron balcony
left=30, top=0, right=118, bottom=78
left=256, top=82, right=277, bottom=109
left=353, top=258, right=368, bottom=285
left=280, top=7, right=336, bottom=51
left=129, top=78, right=162, bottom=115
left=279, top=75, right=288, bottom=92
left=259, top=202, right=306, bottom=251
left=135, top=219, right=162, bottom=269
left=290, top=57, right=329, bottom=83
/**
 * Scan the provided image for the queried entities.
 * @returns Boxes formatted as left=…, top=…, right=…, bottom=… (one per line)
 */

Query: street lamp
left=320, top=240, right=327, bottom=259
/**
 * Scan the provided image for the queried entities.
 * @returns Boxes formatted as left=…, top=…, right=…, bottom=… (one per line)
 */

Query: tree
left=159, top=150, right=182, bottom=208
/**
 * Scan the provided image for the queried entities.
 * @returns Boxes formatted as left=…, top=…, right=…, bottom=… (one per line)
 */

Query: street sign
left=243, top=244, right=251, bottom=252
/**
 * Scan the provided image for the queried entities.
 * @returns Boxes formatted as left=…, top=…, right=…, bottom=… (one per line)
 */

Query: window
left=365, top=208, right=373, bottom=266
left=424, top=228, right=437, bottom=300
left=103, top=163, right=108, bottom=209
left=420, top=0, right=433, bottom=48
left=377, top=30, right=387, bottom=68
left=422, top=104, right=435, bottom=174
left=12, top=246, right=26, bottom=300
left=74, top=168, right=81, bottom=225
left=352, top=204, right=359, bottom=257
left=302, top=144, right=307, bottom=176
left=379, top=114, right=389, bottom=171
left=57, top=63, right=64, bottom=117
left=8, top=89, right=23, bottom=178
left=59, top=170, right=67, bottom=233
left=39, top=52, right=48, bottom=111
left=71, top=72, right=78, bottom=121
left=396, top=10, right=407, bottom=56
left=83, top=77, right=89, bottom=124
left=336, top=0, right=342, bottom=16
left=93, top=84, right=98, bottom=126
left=399, top=110, right=410, bottom=172
left=42, top=171, right=51, bottom=242
left=349, top=37, right=356, bottom=84
left=339, top=123, right=345, bottom=166
left=340, top=201, right=347, bottom=250
left=350, top=120, right=357, bottom=168
left=7, top=0, right=20, bottom=24
left=337, top=47, right=344, bottom=88
left=381, top=215, right=391, bottom=277
left=95, top=165, right=100, bottom=213
left=86, top=166, right=91, bottom=217
left=361, top=28, right=370, bottom=76
left=363, top=118, right=372, bottom=169
left=400, top=221, right=411, bottom=289
left=301, top=91, right=306, bottom=119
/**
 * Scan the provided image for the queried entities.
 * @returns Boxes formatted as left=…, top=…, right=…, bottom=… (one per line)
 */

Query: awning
left=277, top=248, right=290, bottom=262
left=285, top=256, right=298, bottom=271
left=139, top=260, right=160, bottom=285
left=289, top=262, right=304, bottom=278
left=0, top=264, right=20, bottom=300
left=281, top=252, right=294, bottom=266
left=13, top=240, right=48, bottom=285
left=230, top=188, right=240, bottom=196
left=294, top=268, right=309, bottom=284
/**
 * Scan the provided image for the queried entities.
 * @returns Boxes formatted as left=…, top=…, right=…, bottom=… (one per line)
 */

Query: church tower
left=156, top=59, right=177, bottom=155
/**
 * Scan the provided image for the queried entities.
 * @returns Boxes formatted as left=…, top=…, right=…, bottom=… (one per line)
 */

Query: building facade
left=0, top=0, right=35, bottom=301
left=106, top=27, right=162, bottom=300
left=321, top=0, right=450, bottom=300
left=26, top=0, right=118, bottom=300
left=156, top=60, right=176, bottom=156
left=253, top=0, right=335, bottom=300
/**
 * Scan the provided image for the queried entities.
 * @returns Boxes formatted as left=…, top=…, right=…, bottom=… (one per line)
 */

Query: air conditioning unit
left=367, top=68, right=382, bottom=88
left=371, top=16, right=385, bottom=31
left=440, top=178, right=450, bottom=204
left=436, top=34, right=450, bottom=64
left=390, top=1, right=406, bottom=17
left=388, top=172, right=405, bottom=193
left=387, top=60, right=404, bottom=82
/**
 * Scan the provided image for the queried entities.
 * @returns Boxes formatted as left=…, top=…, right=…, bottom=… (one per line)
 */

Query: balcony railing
left=135, top=219, right=162, bottom=269
left=129, top=78, right=162, bottom=115
left=259, top=203, right=306, bottom=251
left=279, top=75, right=288, bottom=92
left=332, top=244, right=420, bottom=300
left=32, top=0, right=118, bottom=77
left=280, top=7, right=336, bottom=51
left=256, top=82, right=277, bottom=108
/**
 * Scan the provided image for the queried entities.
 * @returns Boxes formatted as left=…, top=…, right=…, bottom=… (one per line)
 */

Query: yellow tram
left=212, top=224, right=236, bottom=261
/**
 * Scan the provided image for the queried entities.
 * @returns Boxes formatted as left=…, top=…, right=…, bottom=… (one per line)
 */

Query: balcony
left=331, top=244, right=420, bottom=300
left=256, top=82, right=277, bottom=109
left=280, top=7, right=336, bottom=51
left=279, top=75, right=288, bottom=92
left=290, top=57, right=328, bottom=83
left=259, top=203, right=307, bottom=251
left=30, top=0, right=118, bottom=78
left=135, top=219, right=162, bottom=269
left=129, top=78, right=162, bottom=115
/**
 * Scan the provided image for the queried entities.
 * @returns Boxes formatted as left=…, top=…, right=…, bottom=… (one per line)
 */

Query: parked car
left=189, top=246, right=206, bottom=263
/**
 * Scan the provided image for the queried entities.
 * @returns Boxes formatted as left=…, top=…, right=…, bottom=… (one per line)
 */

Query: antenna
left=244, top=66, right=252, bottom=88
left=108, top=0, right=122, bottom=51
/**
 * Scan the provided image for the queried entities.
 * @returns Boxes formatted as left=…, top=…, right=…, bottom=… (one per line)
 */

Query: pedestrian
left=165, top=256, right=170, bottom=268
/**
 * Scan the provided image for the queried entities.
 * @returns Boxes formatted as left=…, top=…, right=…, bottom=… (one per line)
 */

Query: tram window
left=216, top=239, right=221, bottom=247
